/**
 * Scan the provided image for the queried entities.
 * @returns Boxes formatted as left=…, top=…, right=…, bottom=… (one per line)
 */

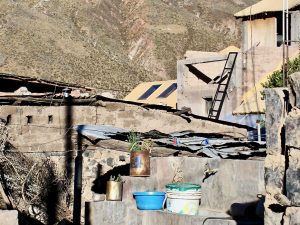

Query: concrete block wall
left=177, top=53, right=240, bottom=120
left=0, top=103, right=247, bottom=153
left=264, top=74, right=300, bottom=225
left=82, top=156, right=264, bottom=212
left=85, top=156, right=265, bottom=225
left=87, top=201, right=238, bottom=225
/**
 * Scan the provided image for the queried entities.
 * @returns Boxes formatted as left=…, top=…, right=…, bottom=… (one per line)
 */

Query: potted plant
left=128, top=131, right=152, bottom=177
left=106, top=174, right=123, bottom=201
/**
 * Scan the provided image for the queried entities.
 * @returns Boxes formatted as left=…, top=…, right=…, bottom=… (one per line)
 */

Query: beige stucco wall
left=177, top=61, right=210, bottom=117
left=177, top=53, right=242, bottom=121
left=177, top=44, right=299, bottom=119
left=243, top=17, right=277, bottom=50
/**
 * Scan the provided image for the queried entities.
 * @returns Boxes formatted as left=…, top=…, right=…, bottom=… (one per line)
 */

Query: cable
left=49, top=83, right=57, bottom=106
left=1, top=143, right=127, bottom=155
left=11, top=125, right=74, bottom=148
left=202, top=217, right=232, bottom=225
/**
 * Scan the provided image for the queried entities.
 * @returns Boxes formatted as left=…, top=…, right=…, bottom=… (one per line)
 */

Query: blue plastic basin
left=133, top=192, right=165, bottom=210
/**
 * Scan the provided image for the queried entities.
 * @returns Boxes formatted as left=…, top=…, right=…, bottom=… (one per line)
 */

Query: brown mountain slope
left=0, top=0, right=257, bottom=97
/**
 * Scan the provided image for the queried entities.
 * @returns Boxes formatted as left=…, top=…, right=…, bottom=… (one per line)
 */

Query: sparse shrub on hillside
left=0, top=0, right=253, bottom=97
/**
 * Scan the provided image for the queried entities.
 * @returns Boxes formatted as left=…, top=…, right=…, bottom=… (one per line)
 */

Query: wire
left=2, top=149, right=79, bottom=154
left=11, top=126, right=74, bottom=148
left=1, top=144, right=128, bottom=155
left=49, top=83, right=57, bottom=106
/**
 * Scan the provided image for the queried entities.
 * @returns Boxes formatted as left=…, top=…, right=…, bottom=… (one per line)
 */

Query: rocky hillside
left=0, top=0, right=258, bottom=97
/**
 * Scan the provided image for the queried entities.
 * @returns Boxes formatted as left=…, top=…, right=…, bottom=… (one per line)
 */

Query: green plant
left=128, top=131, right=152, bottom=152
left=261, top=56, right=300, bottom=89
left=109, top=174, right=123, bottom=182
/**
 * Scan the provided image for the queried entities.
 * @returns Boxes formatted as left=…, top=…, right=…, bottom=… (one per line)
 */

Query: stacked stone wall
left=264, top=73, right=300, bottom=225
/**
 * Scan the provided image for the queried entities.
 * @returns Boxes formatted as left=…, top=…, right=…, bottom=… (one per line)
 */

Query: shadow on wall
left=45, top=95, right=74, bottom=225
left=91, top=163, right=130, bottom=194
left=227, top=196, right=265, bottom=225
left=202, top=195, right=265, bottom=225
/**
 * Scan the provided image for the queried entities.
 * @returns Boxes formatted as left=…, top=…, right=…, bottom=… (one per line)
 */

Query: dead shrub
left=0, top=119, right=71, bottom=224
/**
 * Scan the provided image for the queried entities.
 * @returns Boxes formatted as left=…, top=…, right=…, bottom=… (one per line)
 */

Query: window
left=26, top=115, right=33, bottom=124
left=204, top=97, right=213, bottom=116
left=6, top=115, right=11, bottom=125
left=157, top=83, right=177, bottom=98
left=48, top=115, right=53, bottom=124
left=138, top=84, right=161, bottom=100
left=276, top=14, right=291, bottom=47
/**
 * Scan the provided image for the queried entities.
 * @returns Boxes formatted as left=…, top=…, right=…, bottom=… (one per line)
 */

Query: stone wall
left=0, top=102, right=247, bottom=153
left=264, top=73, right=300, bottom=225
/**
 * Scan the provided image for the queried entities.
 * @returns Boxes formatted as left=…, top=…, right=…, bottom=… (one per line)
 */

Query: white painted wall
left=291, top=11, right=300, bottom=43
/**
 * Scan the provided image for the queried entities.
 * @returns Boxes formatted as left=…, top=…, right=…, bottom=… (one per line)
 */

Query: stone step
left=87, top=201, right=263, bottom=225
left=0, top=210, right=18, bottom=225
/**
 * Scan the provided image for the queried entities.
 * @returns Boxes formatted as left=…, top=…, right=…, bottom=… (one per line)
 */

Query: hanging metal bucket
left=130, top=151, right=150, bottom=177
left=106, top=181, right=123, bottom=201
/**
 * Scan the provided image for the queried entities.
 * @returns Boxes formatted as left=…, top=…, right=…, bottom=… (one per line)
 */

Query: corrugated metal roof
left=75, top=125, right=128, bottom=140
left=76, top=125, right=266, bottom=159
left=234, top=0, right=300, bottom=18
left=0, top=73, right=94, bottom=91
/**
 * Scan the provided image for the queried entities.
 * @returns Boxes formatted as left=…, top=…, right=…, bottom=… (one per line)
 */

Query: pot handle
left=162, top=194, right=167, bottom=209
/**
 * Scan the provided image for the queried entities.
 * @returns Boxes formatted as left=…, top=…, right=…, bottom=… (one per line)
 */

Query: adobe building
left=176, top=0, right=300, bottom=127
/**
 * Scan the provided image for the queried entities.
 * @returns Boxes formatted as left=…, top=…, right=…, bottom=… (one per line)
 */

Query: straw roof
left=233, top=94, right=265, bottom=115
left=234, top=0, right=300, bottom=18
left=219, top=46, right=240, bottom=55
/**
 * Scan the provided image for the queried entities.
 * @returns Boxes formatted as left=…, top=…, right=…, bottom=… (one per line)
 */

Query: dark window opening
left=157, top=83, right=177, bottom=98
left=276, top=13, right=291, bottom=47
left=48, top=115, right=53, bottom=124
left=138, top=84, right=161, bottom=100
left=204, top=97, right=213, bottom=116
left=6, top=115, right=11, bottom=125
left=26, top=115, right=33, bottom=124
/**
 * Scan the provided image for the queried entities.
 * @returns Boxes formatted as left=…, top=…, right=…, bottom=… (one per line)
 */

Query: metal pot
left=130, top=150, right=150, bottom=177
left=106, top=181, right=123, bottom=201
